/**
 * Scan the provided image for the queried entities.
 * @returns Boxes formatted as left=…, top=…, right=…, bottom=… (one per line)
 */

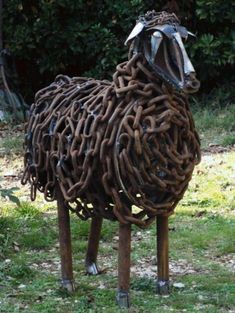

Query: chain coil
left=22, top=52, right=200, bottom=227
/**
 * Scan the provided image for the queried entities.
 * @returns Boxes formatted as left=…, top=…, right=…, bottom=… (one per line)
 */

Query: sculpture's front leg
left=56, top=184, right=75, bottom=292
left=116, top=222, right=131, bottom=308
left=85, top=216, right=103, bottom=275
left=156, top=215, right=170, bottom=295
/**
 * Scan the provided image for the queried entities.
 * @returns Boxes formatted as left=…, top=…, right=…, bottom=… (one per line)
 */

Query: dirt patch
left=212, top=254, right=235, bottom=272
left=202, top=144, right=235, bottom=155
left=131, top=257, right=207, bottom=279
left=102, top=255, right=204, bottom=279
left=27, top=249, right=61, bottom=275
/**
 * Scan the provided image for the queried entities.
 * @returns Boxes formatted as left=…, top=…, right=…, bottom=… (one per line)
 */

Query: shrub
left=2, top=1, right=234, bottom=101
left=190, top=0, right=235, bottom=91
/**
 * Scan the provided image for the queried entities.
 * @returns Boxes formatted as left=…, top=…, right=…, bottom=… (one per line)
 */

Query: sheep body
left=22, top=54, right=200, bottom=227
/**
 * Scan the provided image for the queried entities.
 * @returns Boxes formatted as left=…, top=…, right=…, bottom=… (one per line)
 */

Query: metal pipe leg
left=56, top=184, right=75, bottom=292
left=85, top=216, right=103, bottom=275
left=156, top=215, right=170, bottom=295
left=116, top=222, right=131, bottom=308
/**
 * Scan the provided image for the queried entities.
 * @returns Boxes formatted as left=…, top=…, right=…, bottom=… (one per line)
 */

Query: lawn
left=0, top=104, right=235, bottom=313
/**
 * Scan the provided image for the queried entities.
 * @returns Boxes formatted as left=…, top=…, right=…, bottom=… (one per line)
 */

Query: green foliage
left=0, top=260, right=35, bottom=279
left=19, top=218, right=57, bottom=249
left=222, top=135, right=235, bottom=146
left=191, top=87, right=235, bottom=148
left=0, top=187, right=20, bottom=205
left=190, top=1, right=235, bottom=86
left=131, top=277, right=154, bottom=292
left=0, top=134, right=23, bottom=154
left=0, top=179, right=20, bottom=205
left=15, top=201, right=41, bottom=218
left=0, top=216, right=12, bottom=258
left=2, top=1, right=235, bottom=101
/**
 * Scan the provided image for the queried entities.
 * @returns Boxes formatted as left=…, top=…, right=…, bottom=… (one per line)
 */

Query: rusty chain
left=137, top=10, right=180, bottom=27
left=22, top=51, right=200, bottom=228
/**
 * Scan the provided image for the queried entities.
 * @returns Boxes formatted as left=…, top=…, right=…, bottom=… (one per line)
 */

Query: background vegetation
left=2, top=0, right=235, bottom=102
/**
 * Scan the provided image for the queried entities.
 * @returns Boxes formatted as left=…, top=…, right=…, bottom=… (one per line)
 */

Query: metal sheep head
left=125, top=11, right=200, bottom=94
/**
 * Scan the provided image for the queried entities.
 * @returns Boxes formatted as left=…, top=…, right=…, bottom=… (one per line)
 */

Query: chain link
left=22, top=53, right=200, bottom=228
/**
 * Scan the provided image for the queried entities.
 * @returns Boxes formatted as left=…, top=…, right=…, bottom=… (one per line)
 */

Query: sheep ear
left=125, top=22, right=145, bottom=45
left=187, top=31, right=196, bottom=38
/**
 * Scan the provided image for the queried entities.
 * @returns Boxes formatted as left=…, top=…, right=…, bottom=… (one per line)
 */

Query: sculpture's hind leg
left=156, top=215, right=170, bottom=295
left=116, top=222, right=131, bottom=308
left=85, top=216, right=103, bottom=275
left=56, top=184, right=75, bottom=292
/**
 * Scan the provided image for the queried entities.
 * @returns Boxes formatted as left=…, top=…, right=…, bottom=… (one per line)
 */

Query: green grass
left=0, top=134, right=24, bottom=155
left=192, top=103, right=235, bottom=149
left=0, top=151, right=235, bottom=312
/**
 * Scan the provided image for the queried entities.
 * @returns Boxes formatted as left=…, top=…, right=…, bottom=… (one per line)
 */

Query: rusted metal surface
left=21, top=64, right=200, bottom=226
left=21, top=11, right=200, bottom=228
left=85, top=216, right=103, bottom=275
left=117, top=222, right=131, bottom=308
left=56, top=183, right=75, bottom=292
left=156, top=215, right=170, bottom=295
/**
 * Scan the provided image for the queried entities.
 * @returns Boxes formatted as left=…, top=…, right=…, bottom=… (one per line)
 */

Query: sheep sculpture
left=22, top=11, right=201, bottom=308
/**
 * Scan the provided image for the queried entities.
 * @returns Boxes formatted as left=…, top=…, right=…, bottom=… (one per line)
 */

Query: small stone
left=98, top=283, right=106, bottom=289
left=112, top=244, right=118, bottom=250
left=173, top=282, right=185, bottom=289
left=187, top=269, right=196, bottom=274
left=151, top=256, right=157, bottom=265
left=13, top=242, right=20, bottom=252
left=113, top=236, right=119, bottom=241
left=18, top=284, right=26, bottom=289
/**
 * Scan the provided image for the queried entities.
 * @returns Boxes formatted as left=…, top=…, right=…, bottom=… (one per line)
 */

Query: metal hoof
left=156, top=280, right=170, bottom=295
left=116, top=290, right=130, bottom=309
left=85, top=262, right=99, bottom=275
left=61, top=279, right=75, bottom=293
